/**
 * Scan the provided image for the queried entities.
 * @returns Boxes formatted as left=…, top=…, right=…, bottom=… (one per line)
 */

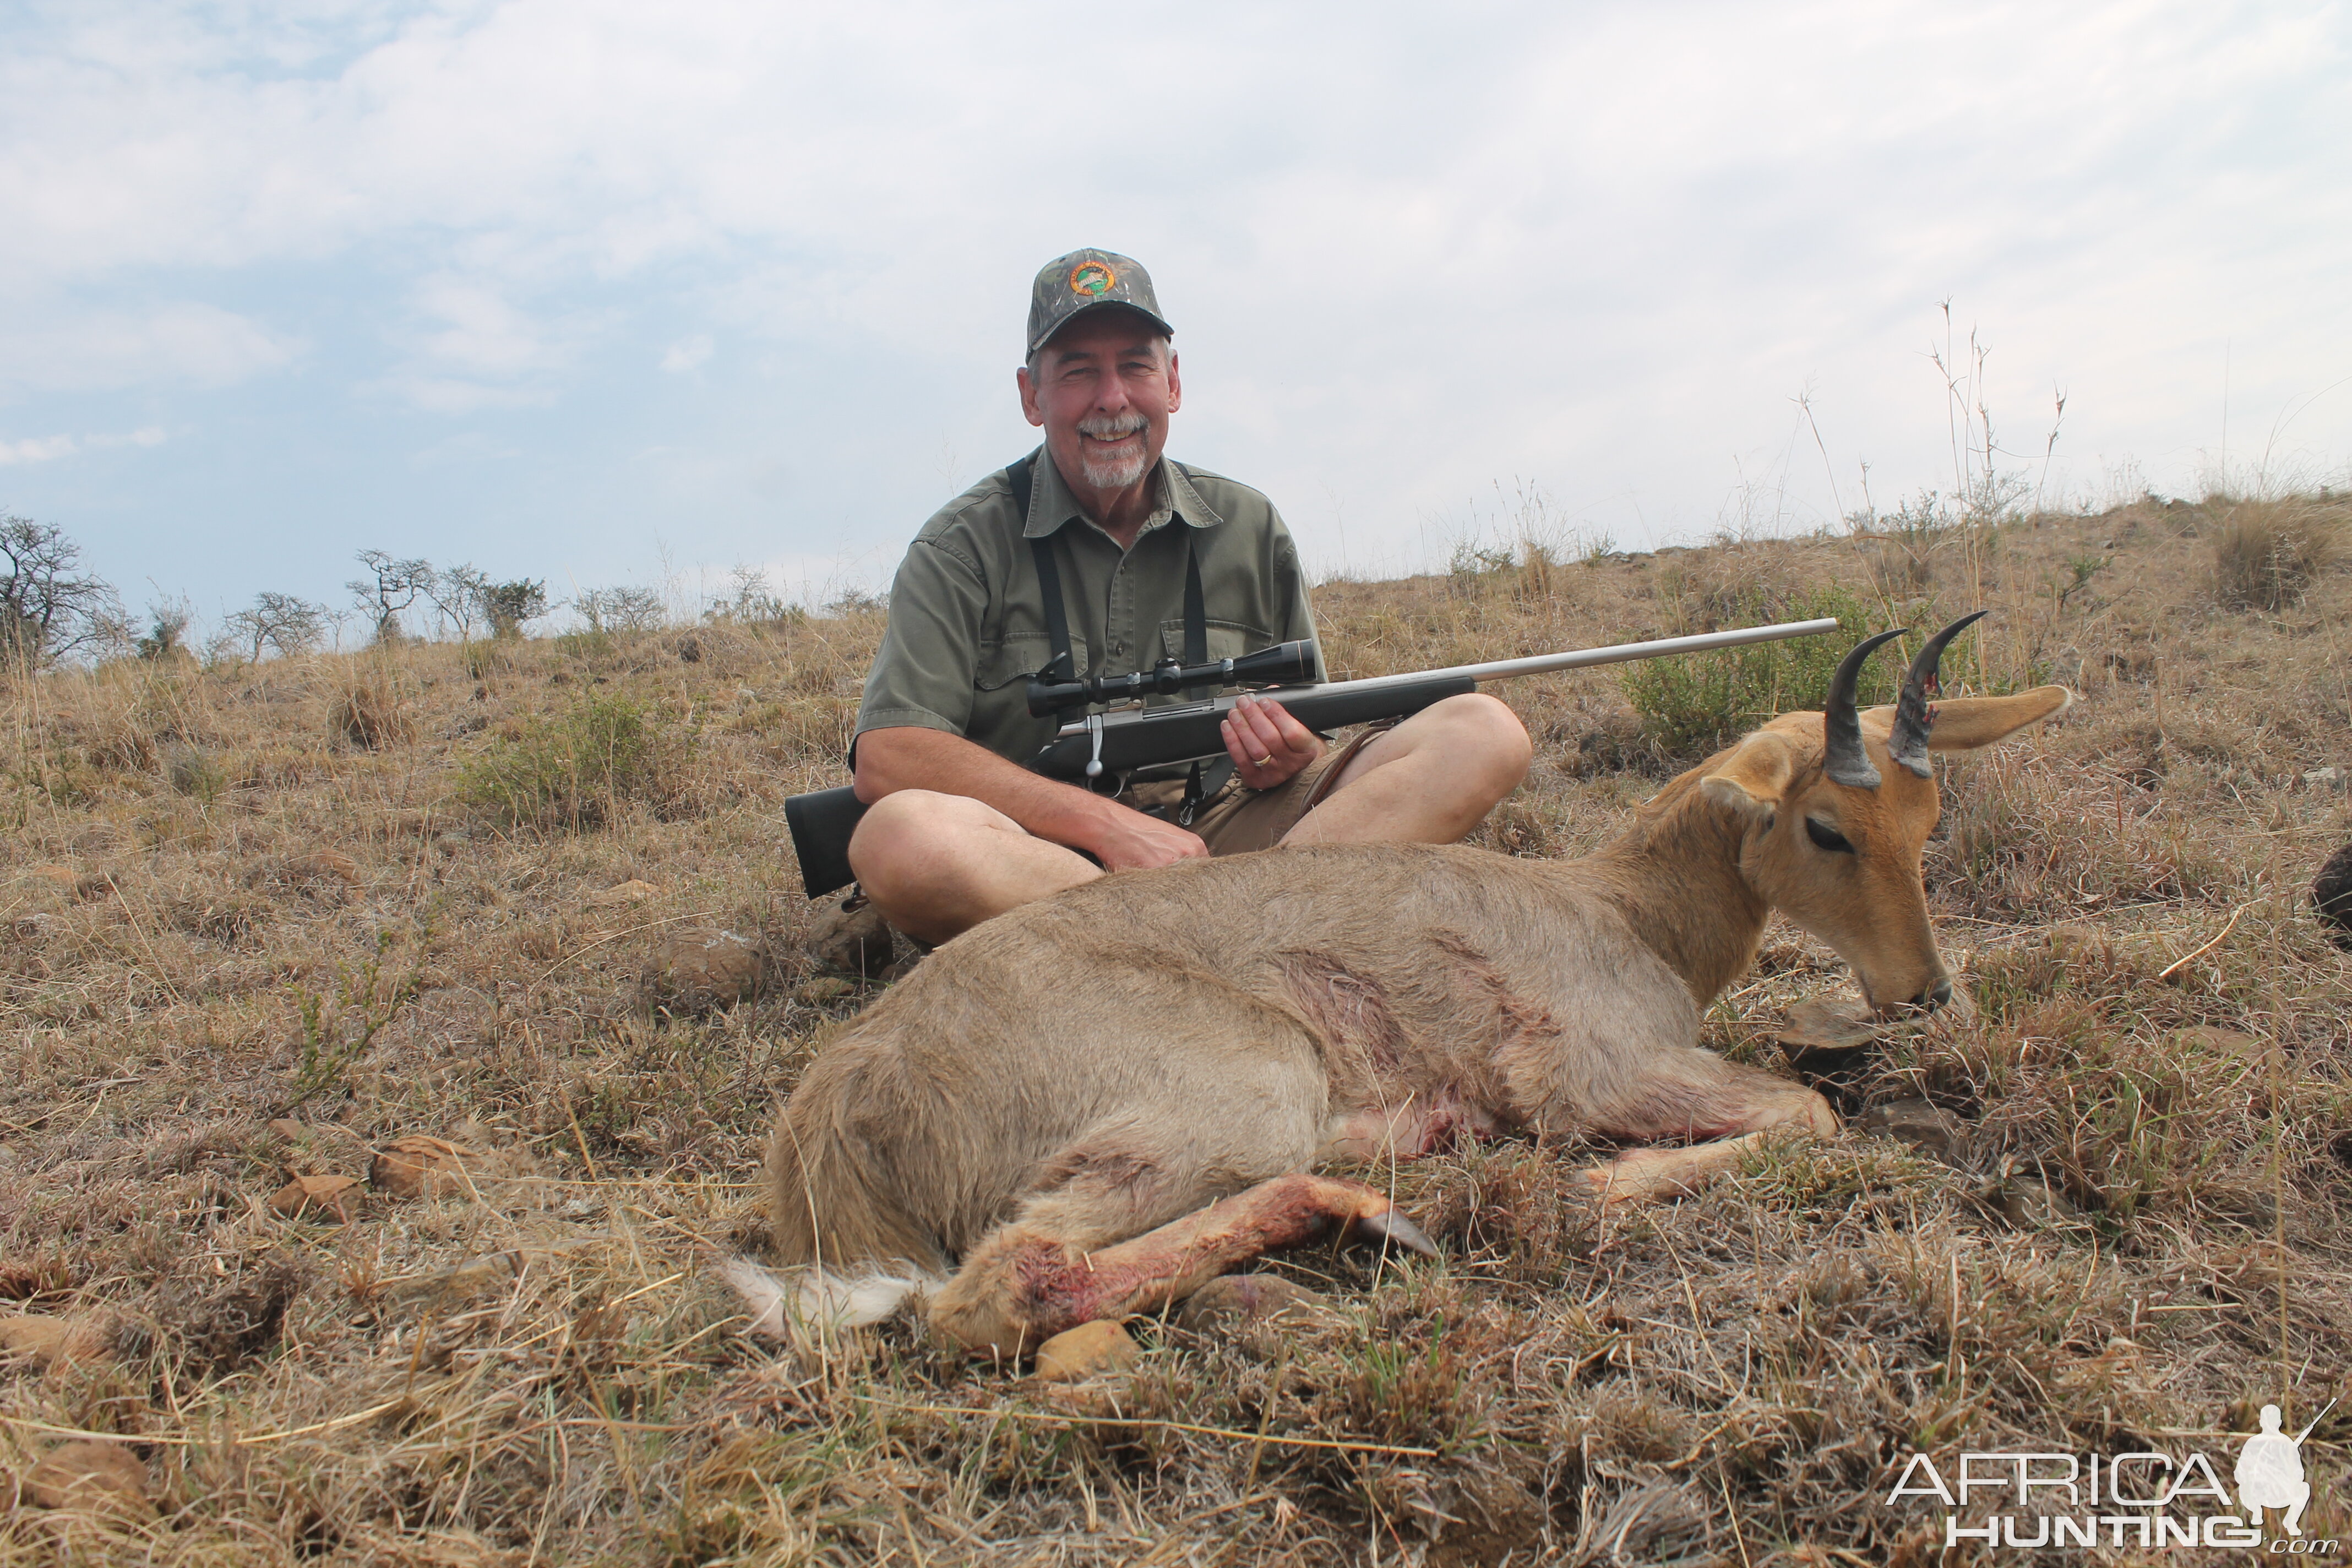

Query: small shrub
left=164, top=744, right=224, bottom=799
left=1448, top=540, right=1516, bottom=579
left=135, top=602, right=194, bottom=662
left=346, top=549, right=434, bottom=645
left=329, top=669, right=414, bottom=749
left=458, top=693, right=690, bottom=830
left=554, top=628, right=616, bottom=663
left=822, top=586, right=888, bottom=617
left=86, top=712, right=160, bottom=774
left=227, top=592, right=328, bottom=663
left=1, top=514, right=122, bottom=668
left=578, top=586, right=666, bottom=635
left=480, top=578, right=549, bottom=638
left=2213, top=498, right=2346, bottom=608
left=712, top=565, right=804, bottom=628
left=1852, top=491, right=1953, bottom=595
left=1620, top=586, right=1896, bottom=755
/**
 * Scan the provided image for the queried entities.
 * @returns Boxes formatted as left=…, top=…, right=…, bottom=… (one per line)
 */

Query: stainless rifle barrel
left=1052, top=617, right=1846, bottom=737
left=1313, top=617, right=1844, bottom=694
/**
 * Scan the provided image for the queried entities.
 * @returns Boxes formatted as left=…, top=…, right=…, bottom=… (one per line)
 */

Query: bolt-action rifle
left=783, top=617, right=1842, bottom=897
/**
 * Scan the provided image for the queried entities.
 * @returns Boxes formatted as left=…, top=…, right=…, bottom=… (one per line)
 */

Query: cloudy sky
left=2, top=0, right=2346, bottom=626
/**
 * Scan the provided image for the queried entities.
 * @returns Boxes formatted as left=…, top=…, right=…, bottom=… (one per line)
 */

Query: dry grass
left=2214, top=495, right=2350, bottom=610
left=3, top=499, right=2350, bottom=1562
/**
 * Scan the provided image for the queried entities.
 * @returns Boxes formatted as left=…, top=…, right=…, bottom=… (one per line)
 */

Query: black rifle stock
left=785, top=617, right=1842, bottom=898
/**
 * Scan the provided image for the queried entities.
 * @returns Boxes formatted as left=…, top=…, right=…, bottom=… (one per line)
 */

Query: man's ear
left=1700, top=731, right=1799, bottom=821
left=1860, top=687, right=2074, bottom=753
left=1016, top=365, right=1045, bottom=428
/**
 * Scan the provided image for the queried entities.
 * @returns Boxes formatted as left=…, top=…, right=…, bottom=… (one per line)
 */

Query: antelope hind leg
left=927, top=1172, right=1433, bottom=1358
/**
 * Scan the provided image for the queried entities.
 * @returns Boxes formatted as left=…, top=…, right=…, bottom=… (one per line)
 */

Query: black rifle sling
left=1184, top=545, right=1204, bottom=662
left=1170, top=465, right=1211, bottom=821
left=1010, top=456, right=1074, bottom=679
left=1175, top=542, right=1211, bottom=823
left=1015, top=453, right=1214, bottom=819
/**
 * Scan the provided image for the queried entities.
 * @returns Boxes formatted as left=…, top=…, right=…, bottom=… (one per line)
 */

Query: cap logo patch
left=1069, top=262, right=1116, bottom=297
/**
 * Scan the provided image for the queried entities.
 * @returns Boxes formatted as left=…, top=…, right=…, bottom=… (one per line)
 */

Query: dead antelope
left=753, top=617, right=2068, bottom=1357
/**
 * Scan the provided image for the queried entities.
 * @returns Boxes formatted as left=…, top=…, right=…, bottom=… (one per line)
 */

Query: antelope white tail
left=716, top=1256, right=937, bottom=1342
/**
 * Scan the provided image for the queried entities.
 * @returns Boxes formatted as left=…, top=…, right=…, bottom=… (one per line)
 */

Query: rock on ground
left=1031, top=1320, right=1139, bottom=1383
left=652, top=928, right=769, bottom=1010
left=2316, top=841, right=2352, bottom=950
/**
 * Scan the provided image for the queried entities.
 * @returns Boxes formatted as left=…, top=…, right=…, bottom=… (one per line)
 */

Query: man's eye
left=1805, top=818, right=1855, bottom=854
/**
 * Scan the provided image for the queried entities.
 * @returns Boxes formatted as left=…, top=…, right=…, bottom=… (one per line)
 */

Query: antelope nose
left=1919, top=978, right=1954, bottom=1010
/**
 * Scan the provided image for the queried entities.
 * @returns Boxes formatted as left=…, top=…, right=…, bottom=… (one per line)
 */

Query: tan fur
left=768, top=687, right=2070, bottom=1353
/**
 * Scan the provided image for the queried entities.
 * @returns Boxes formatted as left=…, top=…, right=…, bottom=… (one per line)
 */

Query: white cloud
left=368, top=272, right=603, bottom=409
left=382, top=375, right=555, bottom=413
left=0, top=433, right=80, bottom=466
left=0, top=425, right=168, bottom=465
left=0, top=432, right=78, bottom=463
left=661, top=334, right=712, bottom=373
left=0, top=0, right=2344, bottom=601
left=0, top=298, right=298, bottom=392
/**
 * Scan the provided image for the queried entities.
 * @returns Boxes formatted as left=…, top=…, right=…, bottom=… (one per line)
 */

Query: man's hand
left=1222, top=692, right=1324, bottom=790
left=1082, top=806, right=1211, bottom=872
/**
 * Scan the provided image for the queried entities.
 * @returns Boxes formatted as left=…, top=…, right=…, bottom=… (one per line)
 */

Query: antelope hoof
left=1576, top=1162, right=1636, bottom=1207
left=1351, top=1206, right=1438, bottom=1258
left=1577, top=1152, right=1685, bottom=1208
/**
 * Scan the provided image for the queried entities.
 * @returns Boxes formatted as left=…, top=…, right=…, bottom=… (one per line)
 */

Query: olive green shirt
left=854, top=450, right=1322, bottom=768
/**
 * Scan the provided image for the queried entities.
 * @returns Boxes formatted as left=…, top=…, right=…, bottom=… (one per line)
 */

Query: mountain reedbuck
left=754, top=617, right=2069, bottom=1357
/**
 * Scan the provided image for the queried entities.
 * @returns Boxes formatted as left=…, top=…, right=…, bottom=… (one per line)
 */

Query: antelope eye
left=1805, top=818, right=1855, bottom=854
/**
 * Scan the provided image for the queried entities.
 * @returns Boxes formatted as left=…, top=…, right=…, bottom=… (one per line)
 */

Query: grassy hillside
left=3, top=494, right=2350, bottom=1563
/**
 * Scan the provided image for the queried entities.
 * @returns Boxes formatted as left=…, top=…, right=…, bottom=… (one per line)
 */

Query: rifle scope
left=1027, top=639, right=1316, bottom=718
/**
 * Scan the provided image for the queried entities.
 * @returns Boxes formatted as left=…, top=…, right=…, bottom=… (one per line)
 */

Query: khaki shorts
left=1115, top=725, right=1389, bottom=856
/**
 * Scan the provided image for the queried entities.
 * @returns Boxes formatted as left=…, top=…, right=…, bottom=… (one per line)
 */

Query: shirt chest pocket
left=1157, top=619, right=1270, bottom=665
left=976, top=632, right=1090, bottom=692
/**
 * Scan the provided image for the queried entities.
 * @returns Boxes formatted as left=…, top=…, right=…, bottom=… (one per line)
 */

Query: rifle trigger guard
left=1083, top=712, right=1106, bottom=780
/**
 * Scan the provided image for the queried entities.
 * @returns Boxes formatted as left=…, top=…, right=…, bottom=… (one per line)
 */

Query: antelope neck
left=1576, top=778, right=1772, bottom=1006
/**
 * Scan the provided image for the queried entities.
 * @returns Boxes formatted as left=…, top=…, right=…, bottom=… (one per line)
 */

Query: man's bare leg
left=848, top=789, right=1102, bottom=945
left=849, top=695, right=1527, bottom=942
left=1282, top=693, right=1530, bottom=847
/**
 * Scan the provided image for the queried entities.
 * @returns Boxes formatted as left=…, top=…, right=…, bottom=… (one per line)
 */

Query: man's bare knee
left=1431, top=693, right=1532, bottom=791
left=846, top=789, right=1101, bottom=942
left=1333, top=693, right=1530, bottom=799
left=849, top=791, right=1016, bottom=901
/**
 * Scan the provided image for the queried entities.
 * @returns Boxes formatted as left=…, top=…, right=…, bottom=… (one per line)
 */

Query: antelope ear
left=1700, top=731, right=1800, bottom=820
left=1922, top=686, right=2073, bottom=752
left=1858, top=687, right=2074, bottom=753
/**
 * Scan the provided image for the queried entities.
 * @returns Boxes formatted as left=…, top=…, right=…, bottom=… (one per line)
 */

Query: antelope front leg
left=1578, top=1080, right=1838, bottom=1207
left=928, top=1173, right=1435, bottom=1358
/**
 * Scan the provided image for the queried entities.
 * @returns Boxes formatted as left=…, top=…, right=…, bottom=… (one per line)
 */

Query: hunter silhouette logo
left=1884, top=1397, right=2339, bottom=1550
left=2238, top=1401, right=2332, bottom=1539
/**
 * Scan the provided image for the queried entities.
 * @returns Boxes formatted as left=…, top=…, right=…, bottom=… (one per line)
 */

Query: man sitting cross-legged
left=841, top=248, right=1531, bottom=948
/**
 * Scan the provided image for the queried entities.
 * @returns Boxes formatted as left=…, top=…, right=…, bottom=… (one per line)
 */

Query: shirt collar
left=1021, top=449, right=1226, bottom=539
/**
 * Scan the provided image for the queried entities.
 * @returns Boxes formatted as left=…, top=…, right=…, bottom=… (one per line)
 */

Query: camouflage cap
left=1026, top=249, right=1174, bottom=357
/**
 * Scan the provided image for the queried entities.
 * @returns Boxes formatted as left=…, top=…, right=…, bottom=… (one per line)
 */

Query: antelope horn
left=1823, top=628, right=1908, bottom=789
left=1888, top=611, right=1989, bottom=778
